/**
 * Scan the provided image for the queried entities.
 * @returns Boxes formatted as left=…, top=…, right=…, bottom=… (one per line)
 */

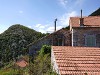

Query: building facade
left=70, top=16, right=100, bottom=47
left=52, top=16, right=100, bottom=75
left=72, top=27, right=100, bottom=47
left=28, top=29, right=71, bottom=55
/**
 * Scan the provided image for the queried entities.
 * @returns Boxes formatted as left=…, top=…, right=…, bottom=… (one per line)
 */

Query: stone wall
left=51, top=47, right=60, bottom=74
left=28, top=29, right=71, bottom=55
left=72, top=27, right=100, bottom=47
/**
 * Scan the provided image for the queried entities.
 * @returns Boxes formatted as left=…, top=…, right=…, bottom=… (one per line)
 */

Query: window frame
left=85, top=34, right=96, bottom=47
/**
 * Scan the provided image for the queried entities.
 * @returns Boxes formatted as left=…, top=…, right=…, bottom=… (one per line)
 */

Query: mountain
left=0, top=24, right=46, bottom=63
left=89, top=8, right=100, bottom=16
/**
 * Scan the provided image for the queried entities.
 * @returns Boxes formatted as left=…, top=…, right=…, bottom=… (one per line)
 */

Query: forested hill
left=0, top=24, right=46, bottom=63
left=89, top=8, right=100, bottom=16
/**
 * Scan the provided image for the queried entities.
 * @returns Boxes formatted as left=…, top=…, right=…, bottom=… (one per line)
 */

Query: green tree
left=0, top=24, right=46, bottom=65
left=29, top=45, right=57, bottom=75
left=39, top=45, right=51, bottom=56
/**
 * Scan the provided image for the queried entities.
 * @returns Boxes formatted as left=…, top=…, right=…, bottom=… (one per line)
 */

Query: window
left=53, top=38, right=63, bottom=46
left=58, top=38, right=63, bottom=46
left=85, top=35, right=96, bottom=47
left=53, top=38, right=58, bottom=46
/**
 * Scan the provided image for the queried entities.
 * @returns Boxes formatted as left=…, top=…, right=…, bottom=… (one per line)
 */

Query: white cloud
left=28, top=26, right=32, bottom=28
left=35, top=23, right=62, bottom=33
left=39, top=26, right=45, bottom=29
left=35, top=24, right=41, bottom=27
left=0, top=31, right=2, bottom=34
left=46, top=26, right=62, bottom=33
left=59, top=11, right=78, bottom=26
left=0, top=24, right=9, bottom=34
left=35, top=24, right=46, bottom=29
left=47, top=27, right=54, bottom=32
left=34, top=11, right=78, bottom=33
left=38, top=29, right=46, bottom=33
left=58, top=0, right=85, bottom=9
left=58, top=0, right=68, bottom=8
left=35, top=24, right=49, bottom=33
left=19, top=10, right=23, bottom=14
left=75, top=0, right=85, bottom=6
left=35, top=11, right=77, bottom=33
left=56, top=26, right=63, bottom=30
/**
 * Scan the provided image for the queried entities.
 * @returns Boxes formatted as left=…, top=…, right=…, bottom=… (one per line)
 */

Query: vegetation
left=0, top=24, right=57, bottom=75
left=65, top=25, right=70, bottom=30
left=0, top=56, right=29, bottom=75
left=29, top=45, right=57, bottom=75
left=0, top=45, right=57, bottom=75
left=89, top=8, right=100, bottom=16
left=0, top=24, right=46, bottom=65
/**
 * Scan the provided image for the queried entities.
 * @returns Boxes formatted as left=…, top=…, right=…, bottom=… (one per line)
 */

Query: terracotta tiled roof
left=70, top=16, right=100, bottom=27
left=16, top=59, right=28, bottom=68
left=52, top=46, right=100, bottom=75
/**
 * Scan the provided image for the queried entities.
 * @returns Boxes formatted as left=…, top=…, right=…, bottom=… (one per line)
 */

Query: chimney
left=54, top=18, right=57, bottom=31
left=79, top=9, right=84, bottom=27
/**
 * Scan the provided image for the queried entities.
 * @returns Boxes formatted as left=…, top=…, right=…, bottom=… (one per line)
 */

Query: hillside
left=89, top=8, right=100, bottom=16
left=0, top=24, right=46, bottom=64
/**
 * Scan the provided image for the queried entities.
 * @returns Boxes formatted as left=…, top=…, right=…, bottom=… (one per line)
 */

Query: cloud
left=75, top=0, right=85, bottom=6
left=46, top=26, right=62, bottom=33
left=59, top=11, right=78, bottom=26
left=19, top=10, right=23, bottom=14
left=58, top=0, right=68, bottom=8
left=47, top=27, right=54, bottom=32
left=34, top=23, right=62, bottom=33
left=35, top=24, right=41, bottom=27
left=35, top=11, right=77, bottom=33
left=37, top=26, right=54, bottom=33
left=0, top=26, right=7, bottom=34
left=39, top=26, right=45, bottom=29
left=40, top=26, right=58, bottom=33
left=34, top=11, right=78, bottom=33
left=35, top=24, right=48, bottom=33
left=28, top=26, right=32, bottom=28
left=35, top=11, right=78, bottom=33
left=38, top=29, right=46, bottom=33
left=58, top=0, right=85, bottom=9
left=0, top=31, right=2, bottom=34
left=35, top=24, right=46, bottom=29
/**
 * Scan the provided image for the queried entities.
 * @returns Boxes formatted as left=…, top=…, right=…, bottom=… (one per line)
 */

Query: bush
left=39, top=45, right=51, bottom=56
left=29, top=45, right=58, bottom=75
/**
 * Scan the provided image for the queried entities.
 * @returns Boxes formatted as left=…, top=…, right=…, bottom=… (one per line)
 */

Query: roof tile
left=70, top=16, right=100, bottom=27
left=52, top=46, right=100, bottom=75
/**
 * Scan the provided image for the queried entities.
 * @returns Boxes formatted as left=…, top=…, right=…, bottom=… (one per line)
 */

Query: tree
left=29, top=45, right=57, bottom=75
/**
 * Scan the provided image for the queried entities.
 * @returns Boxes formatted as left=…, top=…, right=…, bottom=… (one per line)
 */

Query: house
left=70, top=16, right=100, bottom=47
left=28, top=9, right=100, bottom=74
left=28, top=28, right=71, bottom=55
left=51, top=11, right=100, bottom=74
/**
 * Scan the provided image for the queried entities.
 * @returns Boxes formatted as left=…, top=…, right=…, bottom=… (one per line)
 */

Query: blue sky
left=0, top=0, right=100, bottom=33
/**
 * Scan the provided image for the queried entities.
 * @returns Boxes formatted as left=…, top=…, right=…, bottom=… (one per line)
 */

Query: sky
left=0, top=0, right=100, bottom=33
